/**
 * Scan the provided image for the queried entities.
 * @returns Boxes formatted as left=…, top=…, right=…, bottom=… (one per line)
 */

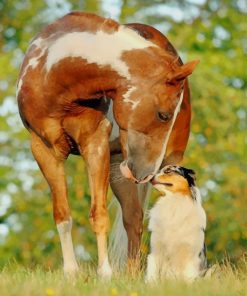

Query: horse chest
left=76, top=97, right=119, bottom=143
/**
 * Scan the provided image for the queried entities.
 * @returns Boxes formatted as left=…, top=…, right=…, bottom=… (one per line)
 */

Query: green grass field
left=0, top=259, right=246, bottom=296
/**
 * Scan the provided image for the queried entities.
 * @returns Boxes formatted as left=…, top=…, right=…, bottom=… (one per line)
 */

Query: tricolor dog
left=146, top=165, right=207, bottom=282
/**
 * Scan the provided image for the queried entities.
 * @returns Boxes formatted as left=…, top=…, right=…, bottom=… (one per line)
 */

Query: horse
left=17, top=12, right=198, bottom=279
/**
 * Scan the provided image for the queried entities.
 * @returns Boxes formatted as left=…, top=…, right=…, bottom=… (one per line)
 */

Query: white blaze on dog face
left=45, top=27, right=157, bottom=77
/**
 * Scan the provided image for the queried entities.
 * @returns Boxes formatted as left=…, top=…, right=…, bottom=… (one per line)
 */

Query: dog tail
left=109, top=184, right=151, bottom=269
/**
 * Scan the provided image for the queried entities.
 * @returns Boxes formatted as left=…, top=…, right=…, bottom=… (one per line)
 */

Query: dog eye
left=161, top=166, right=172, bottom=174
left=164, top=167, right=172, bottom=173
left=157, top=112, right=172, bottom=122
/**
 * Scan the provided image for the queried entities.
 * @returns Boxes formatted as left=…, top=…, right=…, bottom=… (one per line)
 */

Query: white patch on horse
left=16, top=37, right=48, bottom=97
left=123, top=86, right=140, bottom=109
left=57, top=217, right=79, bottom=274
left=154, top=90, right=184, bottom=173
left=45, top=26, right=157, bottom=79
left=97, top=256, right=112, bottom=279
left=106, top=100, right=119, bottom=141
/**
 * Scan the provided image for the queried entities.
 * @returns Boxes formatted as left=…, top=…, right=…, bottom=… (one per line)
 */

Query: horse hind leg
left=30, top=131, right=78, bottom=275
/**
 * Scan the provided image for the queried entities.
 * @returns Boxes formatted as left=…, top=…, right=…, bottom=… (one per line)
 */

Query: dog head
left=151, top=165, right=197, bottom=198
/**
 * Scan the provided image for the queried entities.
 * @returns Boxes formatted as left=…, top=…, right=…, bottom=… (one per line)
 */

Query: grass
left=0, top=259, right=247, bottom=296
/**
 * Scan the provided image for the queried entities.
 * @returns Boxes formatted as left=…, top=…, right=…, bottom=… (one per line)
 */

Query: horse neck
left=85, top=73, right=129, bottom=101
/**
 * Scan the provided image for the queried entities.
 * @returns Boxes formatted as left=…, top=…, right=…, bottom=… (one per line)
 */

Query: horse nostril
left=126, top=160, right=134, bottom=172
left=120, top=161, right=138, bottom=182
left=120, top=160, right=154, bottom=184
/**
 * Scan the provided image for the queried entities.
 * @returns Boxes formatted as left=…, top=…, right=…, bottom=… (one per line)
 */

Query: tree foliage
left=0, top=0, right=246, bottom=268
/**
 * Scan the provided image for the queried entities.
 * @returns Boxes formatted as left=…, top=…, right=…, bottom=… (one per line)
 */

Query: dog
left=146, top=165, right=207, bottom=282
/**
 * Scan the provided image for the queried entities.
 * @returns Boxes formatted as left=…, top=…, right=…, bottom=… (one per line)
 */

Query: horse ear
left=167, top=60, right=200, bottom=84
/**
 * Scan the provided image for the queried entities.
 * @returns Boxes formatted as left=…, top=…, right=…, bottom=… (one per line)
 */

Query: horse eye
left=157, top=111, right=172, bottom=122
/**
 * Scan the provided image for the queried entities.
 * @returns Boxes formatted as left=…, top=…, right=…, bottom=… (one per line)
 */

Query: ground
left=0, top=259, right=246, bottom=296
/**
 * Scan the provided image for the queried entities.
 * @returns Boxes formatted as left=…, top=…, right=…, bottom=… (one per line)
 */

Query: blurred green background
left=0, top=0, right=246, bottom=269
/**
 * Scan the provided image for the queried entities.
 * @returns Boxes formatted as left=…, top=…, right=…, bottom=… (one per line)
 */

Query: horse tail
left=109, top=183, right=151, bottom=269
left=109, top=199, right=128, bottom=269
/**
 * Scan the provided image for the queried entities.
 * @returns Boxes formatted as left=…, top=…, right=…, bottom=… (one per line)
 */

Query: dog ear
left=187, top=168, right=196, bottom=181
left=181, top=167, right=196, bottom=186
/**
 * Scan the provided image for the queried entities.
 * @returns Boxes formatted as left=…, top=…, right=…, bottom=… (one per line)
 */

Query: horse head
left=115, top=55, right=199, bottom=183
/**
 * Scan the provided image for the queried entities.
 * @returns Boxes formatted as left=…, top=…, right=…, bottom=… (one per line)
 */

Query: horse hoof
left=145, top=276, right=157, bottom=284
left=64, top=263, right=79, bottom=278
left=97, top=264, right=112, bottom=281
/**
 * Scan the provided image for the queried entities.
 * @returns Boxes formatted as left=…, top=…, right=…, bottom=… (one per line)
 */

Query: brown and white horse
left=17, top=12, right=198, bottom=279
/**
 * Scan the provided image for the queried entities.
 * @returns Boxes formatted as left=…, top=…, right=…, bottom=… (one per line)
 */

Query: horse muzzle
left=120, top=161, right=154, bottom=184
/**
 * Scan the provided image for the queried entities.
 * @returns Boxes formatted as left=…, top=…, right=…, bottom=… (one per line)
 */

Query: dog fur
left=146, top=165, right=207, bottom=282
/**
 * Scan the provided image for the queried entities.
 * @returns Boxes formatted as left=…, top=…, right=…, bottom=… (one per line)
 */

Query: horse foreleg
left=79, top=119, right=112, bottom=280
left=110, top=154, right=143, bottom=270
left=31, top=132, right=78, bottom=275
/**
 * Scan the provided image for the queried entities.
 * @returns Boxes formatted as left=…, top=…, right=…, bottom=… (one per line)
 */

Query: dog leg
left=145, top=254, right=159, bottom=283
